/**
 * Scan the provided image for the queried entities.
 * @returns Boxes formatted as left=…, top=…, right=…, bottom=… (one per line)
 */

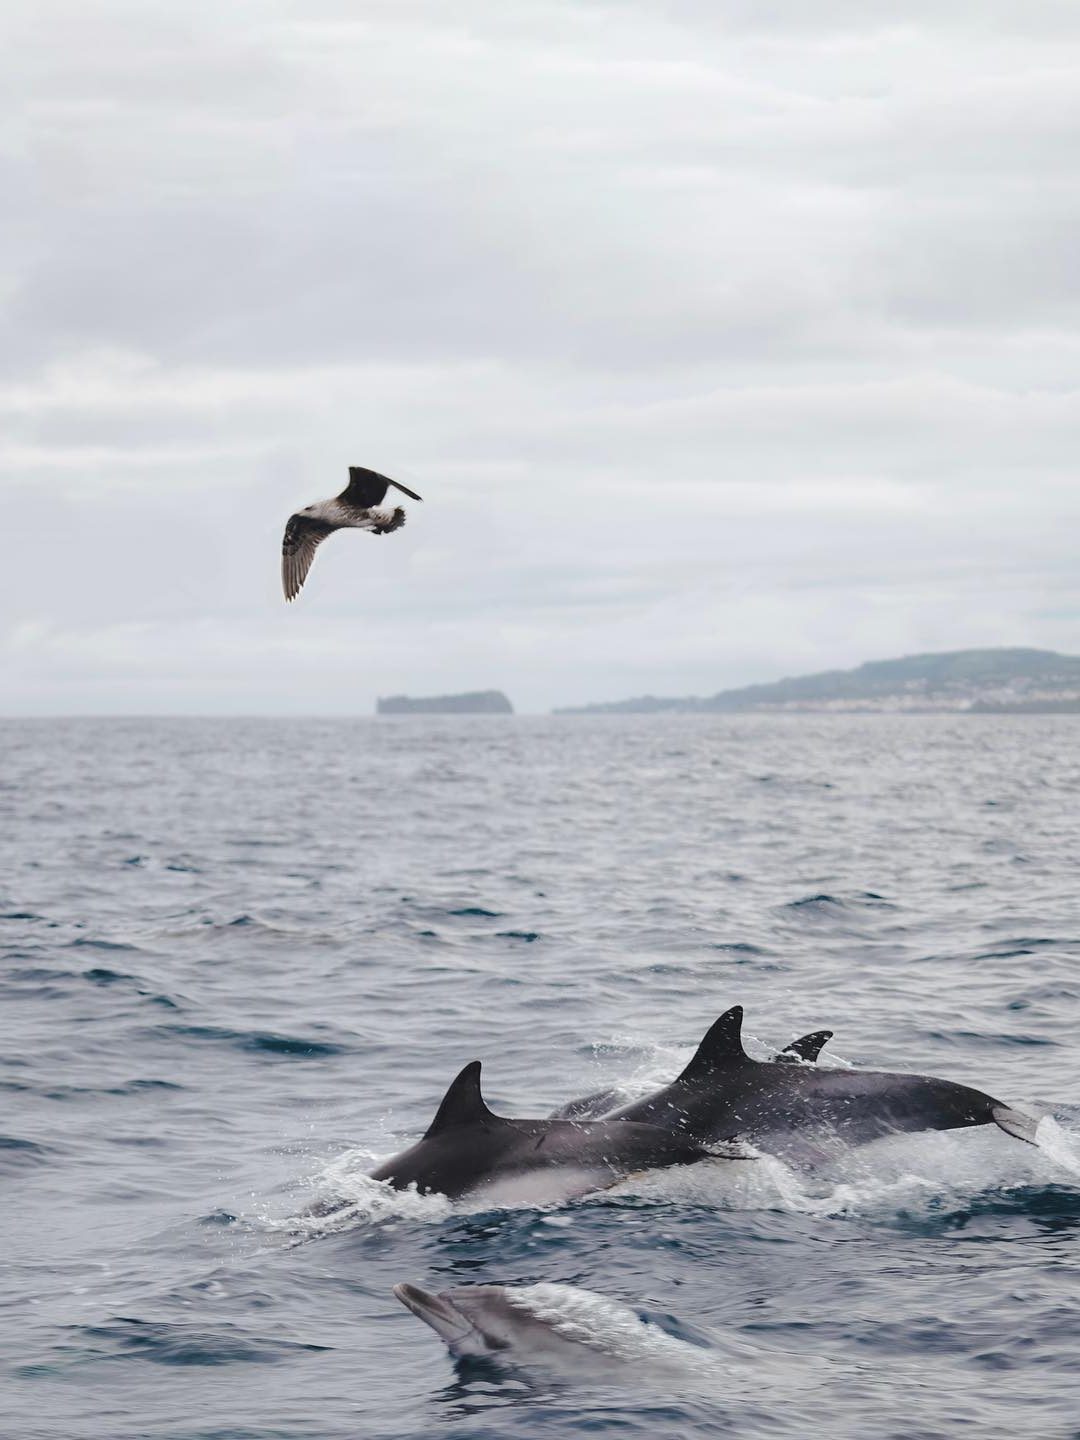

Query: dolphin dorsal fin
left=424, top=1061, right=500, bottom=1137
left=675, top=1006, right=748, bottom=1083
left=779, top=1030, right=833, bottom=1064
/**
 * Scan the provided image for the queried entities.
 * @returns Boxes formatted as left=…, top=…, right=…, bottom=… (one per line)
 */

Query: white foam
left=275, top=1110, right=1080, bottom=1234
left=268, top=1150, right=451, bottom=1235
left=273, top=1147, right=608, bottom=1232
left=610, top=1121, right=1080, bottom=1218
left=1034, top=1115, right=1080, bottom=1179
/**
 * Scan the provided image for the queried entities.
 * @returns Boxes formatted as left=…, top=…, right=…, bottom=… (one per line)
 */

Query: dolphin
left=368, top=1060, right=718, bottom=1202
left=548, top=1085, right=636, bottom=1122
left=603, top=1006, right=1038, bottom=1160
left=393, top=1280, right=714, bottom=1375
left=549, top=1027, right=834, bottom=1121
left=776, top=1029, right=833, bottom=1064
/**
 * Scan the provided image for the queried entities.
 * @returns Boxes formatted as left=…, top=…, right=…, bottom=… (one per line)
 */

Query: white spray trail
left=1033, top=1116, right=1080, bottom=1179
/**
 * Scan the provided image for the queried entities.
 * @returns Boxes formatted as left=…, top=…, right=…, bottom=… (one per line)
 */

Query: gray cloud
left=3, top=0, right=1079, bottom=713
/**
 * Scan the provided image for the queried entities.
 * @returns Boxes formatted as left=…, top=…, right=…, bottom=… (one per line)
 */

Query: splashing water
left=1034, top=1115, right=1080, bottom=1179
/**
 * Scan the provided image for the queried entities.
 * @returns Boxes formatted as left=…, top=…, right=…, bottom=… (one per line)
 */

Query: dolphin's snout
left=393, top=1282, right=428, bottom=1306
left=394, top=1282, right=476, bottom=1346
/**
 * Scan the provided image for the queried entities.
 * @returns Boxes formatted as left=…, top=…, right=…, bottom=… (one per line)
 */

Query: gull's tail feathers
left=373, top=506, right=406, bottom=535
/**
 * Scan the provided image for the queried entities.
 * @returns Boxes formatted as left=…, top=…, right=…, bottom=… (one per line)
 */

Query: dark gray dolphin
left=604, top=1006, right=1038, bottom=1159
left=368, top=1061, right=718, bottom=1202
left=550, top=1027, right=834, bottom=1121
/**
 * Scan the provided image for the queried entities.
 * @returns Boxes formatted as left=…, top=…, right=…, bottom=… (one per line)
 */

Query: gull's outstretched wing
left=282, top=513, right=335, bottom=601
left=344, top=466, right=423, bottom=507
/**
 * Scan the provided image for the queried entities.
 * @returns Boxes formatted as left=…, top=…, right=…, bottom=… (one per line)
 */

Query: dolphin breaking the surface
left=393, top=1280, right=716, bottom=1376
left=368, top=1060, right=719, bottom=1203
left=599, top=1006, right=1039, bottom=1161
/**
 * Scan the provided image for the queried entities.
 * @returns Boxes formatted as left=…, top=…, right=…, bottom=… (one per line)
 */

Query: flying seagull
left=281, top=465, right=422, bottom=601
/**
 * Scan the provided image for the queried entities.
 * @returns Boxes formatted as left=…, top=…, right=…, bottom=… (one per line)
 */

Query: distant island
left=555, top=649, right=1080, bottom=716
left=377, top=690, right=514, bottom=715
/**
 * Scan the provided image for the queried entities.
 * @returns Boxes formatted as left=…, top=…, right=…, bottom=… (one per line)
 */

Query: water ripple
left=3, top=714, right=1079, bottom=1440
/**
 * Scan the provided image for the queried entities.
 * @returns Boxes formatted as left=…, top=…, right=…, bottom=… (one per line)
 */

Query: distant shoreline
left=554, top=647, right=1080, bottom=717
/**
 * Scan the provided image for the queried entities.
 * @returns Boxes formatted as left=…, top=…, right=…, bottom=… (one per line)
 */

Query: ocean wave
left=53, top=1317, right=331, bottom=1369
left=146, top=1024, right=348, bottom=1057
left=0, top=1135, right=56, bottom=1171
left=66, top=937, right=141, bottom=953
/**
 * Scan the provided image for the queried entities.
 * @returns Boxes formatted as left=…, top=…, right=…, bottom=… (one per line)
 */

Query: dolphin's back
left=736, top=1065, right=1003, bottom=1145
left=612, top=1060, right=1004, bottom=1149
left=516, top=1117, right=710, bottom=1170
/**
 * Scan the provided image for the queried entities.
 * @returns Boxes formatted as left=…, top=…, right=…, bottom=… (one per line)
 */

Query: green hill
left=556, top=649, right=1080, bottom=715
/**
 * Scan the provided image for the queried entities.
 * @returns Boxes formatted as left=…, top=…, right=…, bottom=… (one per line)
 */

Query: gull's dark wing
left=282, top=513, right=335, bottom=602
left=342, top=466, right=423, bottom=507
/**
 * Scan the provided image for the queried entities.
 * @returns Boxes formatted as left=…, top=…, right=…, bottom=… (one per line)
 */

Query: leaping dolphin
left=549, top=1027, right=835, bottom=1121
left=368, top=1060, right=720, bottom=1203
left=603, top=1006, right=1038, bottom=1161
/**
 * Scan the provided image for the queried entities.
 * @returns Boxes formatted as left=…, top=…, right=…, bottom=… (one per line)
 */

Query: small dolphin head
left=394, top=1282, right=518, bottom=1357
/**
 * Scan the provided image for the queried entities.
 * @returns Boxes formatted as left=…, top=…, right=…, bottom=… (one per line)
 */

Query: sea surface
left=3, top=715, right=1080, bottom=1440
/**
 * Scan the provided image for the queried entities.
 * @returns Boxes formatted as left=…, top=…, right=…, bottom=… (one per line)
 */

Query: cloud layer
left=4, top=1, right=1079, bottom=712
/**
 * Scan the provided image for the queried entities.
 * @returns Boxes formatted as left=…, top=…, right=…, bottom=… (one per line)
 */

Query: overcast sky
left=4, top=1, right=1079, bottom=714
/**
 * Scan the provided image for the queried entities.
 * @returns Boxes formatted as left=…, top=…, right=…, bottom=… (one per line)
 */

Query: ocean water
left=3, top=714, right=1079, bottom=1440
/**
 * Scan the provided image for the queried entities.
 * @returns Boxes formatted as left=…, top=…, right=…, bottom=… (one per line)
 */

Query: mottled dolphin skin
left=368, top=1061, right=715, bottom=1202
left=549, top=1027, right=834, bottom=1121
left=605, top=1006, right=1038, bottom=1158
